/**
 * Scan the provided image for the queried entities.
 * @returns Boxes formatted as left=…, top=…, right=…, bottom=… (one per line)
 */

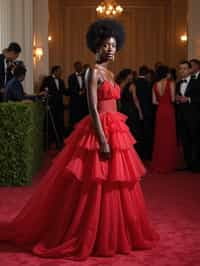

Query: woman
left=0, top=19, right=159, bottom=260
left=151, top=65, right=178, bottom=173
left=116, top=68, right=143, bottom=155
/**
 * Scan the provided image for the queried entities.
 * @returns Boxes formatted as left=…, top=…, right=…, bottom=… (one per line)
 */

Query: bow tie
left=181, top=79, right=187, bottom=83
left=6, top=59, right=12, bottom=65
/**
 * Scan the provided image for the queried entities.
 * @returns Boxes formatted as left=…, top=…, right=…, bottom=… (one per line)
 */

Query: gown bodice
left=97, top=80, right=120, bottom=113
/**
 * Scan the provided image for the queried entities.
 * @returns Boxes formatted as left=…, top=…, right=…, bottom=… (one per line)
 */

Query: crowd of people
left=57, top=58, right=200, bottom=174
left=1, top=16, right=200, bottom=262
left=0, top=42, right=46, bottom=102
left=1, top=42, right=200, bottom=173
left=115, top=60, right=200, bottom=173
left=0, top=44, right=88, bottom=149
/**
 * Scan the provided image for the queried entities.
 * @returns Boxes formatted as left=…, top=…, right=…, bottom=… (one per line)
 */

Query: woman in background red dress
left=151, top=65, right=178, bottom=173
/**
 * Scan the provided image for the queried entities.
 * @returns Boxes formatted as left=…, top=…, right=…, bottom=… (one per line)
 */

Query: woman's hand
left=99, top=141, right=111, bottom=160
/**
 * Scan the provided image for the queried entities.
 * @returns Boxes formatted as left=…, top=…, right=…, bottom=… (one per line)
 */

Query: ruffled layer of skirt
left=62, top=112, right=146, bottom=184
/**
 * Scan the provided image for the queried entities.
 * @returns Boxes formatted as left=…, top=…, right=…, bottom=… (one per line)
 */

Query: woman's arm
left=85, top=68, right=111, bottom=159
left=129, top=83, right=143, bottom=120
left=152, top=84, right=158, bottom=105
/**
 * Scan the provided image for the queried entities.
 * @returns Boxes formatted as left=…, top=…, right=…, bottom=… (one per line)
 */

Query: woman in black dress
left=116, top=68, right=143, bottom=155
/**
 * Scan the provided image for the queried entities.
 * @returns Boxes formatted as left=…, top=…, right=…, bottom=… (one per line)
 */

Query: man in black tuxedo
left=135, top=65, right=154, bottom=160
left=190, top=59, right=200, bottom=82
left=68, top=61, right=87, bottom=128
left=176, top=60, right=200, bottom=171
left=40, top=65, right=67, bottom=149
left=0, top=42, right=21, bottom=102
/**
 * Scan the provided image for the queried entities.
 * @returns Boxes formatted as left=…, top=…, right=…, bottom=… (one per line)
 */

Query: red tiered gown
left=151, top=80, right=178, bottom=173
left=0, top=80, right=159, bottom=260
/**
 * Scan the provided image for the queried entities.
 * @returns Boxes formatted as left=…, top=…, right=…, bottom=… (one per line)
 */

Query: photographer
left=4, top=64, right=39, bottom=102
left=40, top=65, right=67, bottom=149
left=0, top=42, right=22, bottom=102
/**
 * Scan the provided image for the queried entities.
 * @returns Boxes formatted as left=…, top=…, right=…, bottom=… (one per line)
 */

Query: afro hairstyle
left=86, top=19, right=125, bottom=53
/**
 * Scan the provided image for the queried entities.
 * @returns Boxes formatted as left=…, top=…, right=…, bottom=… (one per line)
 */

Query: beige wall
left=188, top=0, right=200, bottom=59
left=33, top=0, right=49, bottom=90
left=49, top=0, right=188, bottom=81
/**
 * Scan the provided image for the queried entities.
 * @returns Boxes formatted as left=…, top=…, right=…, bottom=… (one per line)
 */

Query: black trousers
left=178, top=114, right=200, bottom=170
left=140, top=118, right=154, bottom=160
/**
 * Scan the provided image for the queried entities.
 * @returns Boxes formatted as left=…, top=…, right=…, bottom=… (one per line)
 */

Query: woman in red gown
left=0, top=19, right=159, bottom=260
left=151, top=65, right=179, bottom=173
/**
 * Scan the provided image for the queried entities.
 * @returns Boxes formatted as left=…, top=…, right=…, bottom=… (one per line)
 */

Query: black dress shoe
left=176, top=167, right=190, bottom=171
left=191, top=167, right=200, bottom=173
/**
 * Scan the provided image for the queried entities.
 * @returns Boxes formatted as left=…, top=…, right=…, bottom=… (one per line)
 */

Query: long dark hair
left=155, top=65, right=169, bottom=81
left=115, top=68, right=133, bottom=85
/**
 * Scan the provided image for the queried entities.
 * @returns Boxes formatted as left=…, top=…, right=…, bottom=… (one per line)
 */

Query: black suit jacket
left=40, top=76, right=66, bottom=109
left=68, top=73, right=84, bottom=99
left=195, top=72, right=200, bottom=82
left=0, top=53, right=14, bottom=89
left=176, top=78, right=200, bottom=120
left=194, top=73, right=200, bottom=90
left=0, top=54, right=5, bottom=89
left=176, top=78, right=200, bottom=102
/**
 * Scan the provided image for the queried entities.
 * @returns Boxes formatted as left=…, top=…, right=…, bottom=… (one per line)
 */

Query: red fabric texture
left=0, top=157, right=200, bottom=265
left=151, top=81, right=179, bottom=173
left=0, top=81, right=158, bottom=260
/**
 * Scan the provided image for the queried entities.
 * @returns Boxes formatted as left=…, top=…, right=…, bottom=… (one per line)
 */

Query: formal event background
left=49, top=0, right=187, bottom=78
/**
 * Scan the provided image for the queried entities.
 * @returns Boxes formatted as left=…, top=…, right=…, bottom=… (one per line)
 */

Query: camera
left=37, top=88, right=53, bottom=105
left=14, top=60, right=24, bottom=66
left=40, top=94, right=53, bottom=105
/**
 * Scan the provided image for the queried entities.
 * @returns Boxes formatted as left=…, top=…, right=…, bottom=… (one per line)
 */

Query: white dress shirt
left=76, top=72, right=83, bottom=89
left=180, top=76, right=191, bottom=96
left=195, top=71, right=200, bottom=79
left=52, top=74, right=59, bottom=90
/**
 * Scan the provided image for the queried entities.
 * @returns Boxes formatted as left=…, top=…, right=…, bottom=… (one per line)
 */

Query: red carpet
left=0, top=152, right=200, bottom=266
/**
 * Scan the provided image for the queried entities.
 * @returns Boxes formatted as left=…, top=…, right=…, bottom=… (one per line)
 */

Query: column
left=33, top=0, right=49, bottom=91
left=0, top=0, right=12, bottom=51
left=11, top=0, right=34, bottom=94
left=188, top=0, right=200, bottom=59
left=0, top=0, right=34, bottom=93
